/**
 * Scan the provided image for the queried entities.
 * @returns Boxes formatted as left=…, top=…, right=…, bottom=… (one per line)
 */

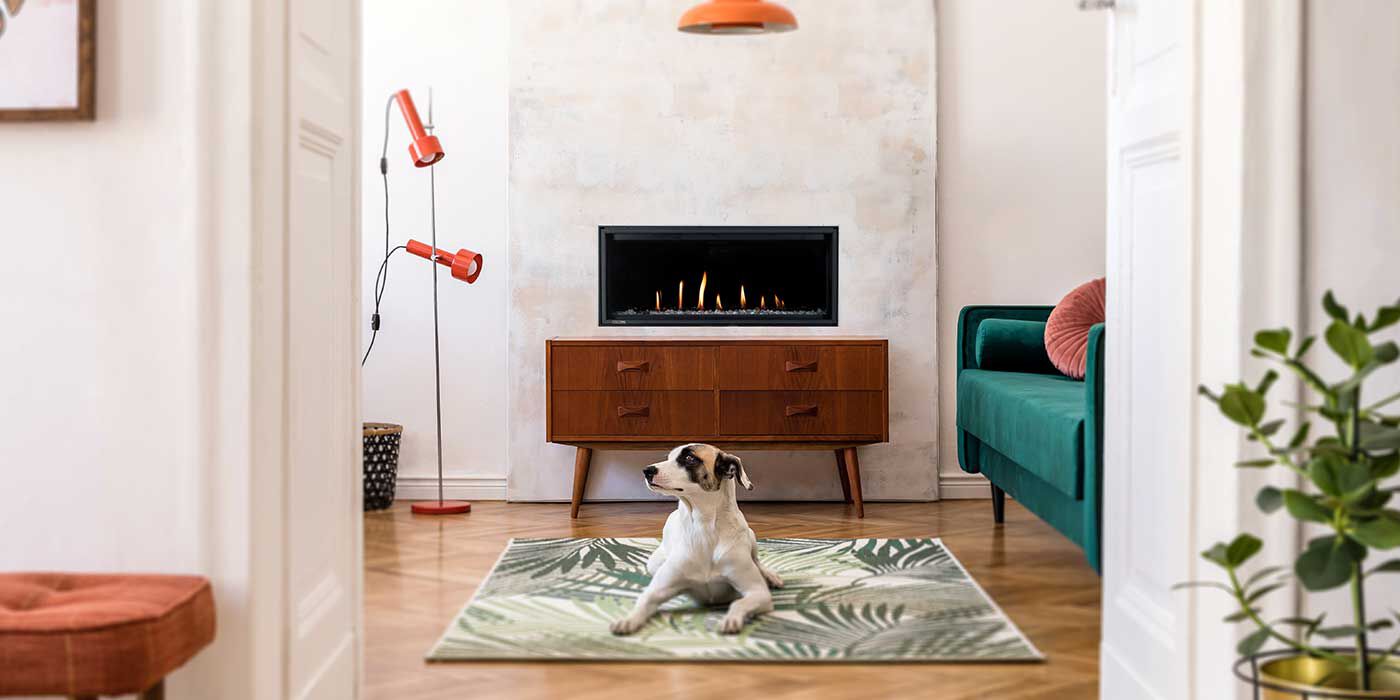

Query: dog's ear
left=716, top=452, right=752, bottom=490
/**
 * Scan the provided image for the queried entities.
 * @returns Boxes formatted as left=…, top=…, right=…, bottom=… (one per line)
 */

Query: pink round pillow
left=1044, top=277, right=1106, bottom=379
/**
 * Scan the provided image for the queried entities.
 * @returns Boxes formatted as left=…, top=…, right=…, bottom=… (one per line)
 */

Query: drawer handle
left=617, top=405, right=651, bottom=418
left=785, top=360, right=818, bottom=373
left=616, top=360, right=651, bottom=373
left=785, top=404, right=819, bottom=417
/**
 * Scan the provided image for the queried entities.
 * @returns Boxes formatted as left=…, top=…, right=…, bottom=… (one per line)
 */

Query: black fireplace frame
left=597, top=225, right=839, bottom=327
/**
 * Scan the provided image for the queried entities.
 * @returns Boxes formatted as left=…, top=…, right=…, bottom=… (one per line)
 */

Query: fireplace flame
left=740, top=285, right=747, bottom=309
left=697, top=271, right=708, bottom=310
left=774, top=294, right=784, bottom=310
left=760, top=294, right=767, bottom=310
left=715, top=294, right=723, bottom=310
left=678, top=279, right=684, bottom=310
left=655, top=290, right=661, bottom=312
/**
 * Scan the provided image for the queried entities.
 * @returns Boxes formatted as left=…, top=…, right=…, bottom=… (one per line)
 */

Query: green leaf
left=1220, top=385, right=1267, bottom=427
left=1245, top=565, right=1285, bottom=588
left=1369, top=619, right=1396, bottom=631
left=1288, top=422, right=1312, bottom=449
left=1226, top=534, right=1264, bottom=567
left=1323, top=290, right=1349, bottom=322
left=1373, top=453, right=1400, bottom=481
left=1202, top=543, right=1232, bottom=568
left=1296, top=336, right=1317, bottom=358
left=1283, top=490, right=1334, bottom=524
left=1256, top=419, right=1285, bottom=437
left=1198, top=385, right=1221, bottom=404
left=1238, top=627, right=1272, bottom=657
left=1295, top=536, right=1365, bottom=591
left=1326, top=319, right=1375, bottom=369
left=1309, top=455, right=1373, bottom=498
left=1375, top=341, right=1400, bottom=364
left=1257, top=370, right=1281, bottom=395
left=1255, top=329, right=1292, bottom=355
left=1225, top=608, right=1260, bottom=623
left=1352, top=511, right=1400, bottom=549
left=1370, top=302, right=1400, bottom=333
left=1236, top=458, right=1276, bottom=468
left=1246, top=582, right=1285, bottom=604
left=1317, top=625, right=1365, bottom=640
left=1172, top=580, right=1233, bottom=593
left=1361, top=422, right=1400, bottom=451
left=1256, top=487, right=1284, bottom=513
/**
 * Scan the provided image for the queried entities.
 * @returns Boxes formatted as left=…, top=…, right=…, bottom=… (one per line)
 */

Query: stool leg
left=141, top=679, right=166, bottom=700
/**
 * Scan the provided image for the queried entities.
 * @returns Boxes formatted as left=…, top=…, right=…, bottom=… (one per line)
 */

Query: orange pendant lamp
left=678, top=0, right=797, bottom=35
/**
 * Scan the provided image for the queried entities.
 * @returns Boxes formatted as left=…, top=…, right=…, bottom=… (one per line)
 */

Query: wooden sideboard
left=546, top=337, right=889, bottom=518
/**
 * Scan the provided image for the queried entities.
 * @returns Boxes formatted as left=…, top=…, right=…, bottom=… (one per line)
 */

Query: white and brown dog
left=610, top=443, right=784, bottom=636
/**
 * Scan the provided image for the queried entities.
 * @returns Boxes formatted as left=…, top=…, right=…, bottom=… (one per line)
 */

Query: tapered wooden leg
left=991, top=484, right=1005, bottom=524
left=571, top=447, right=593, bottom=518
left=141, top=679, right=166, bottom=700
left=834, top=450, right=853, bottom=503
left=841, top=447, right=865, bottom=518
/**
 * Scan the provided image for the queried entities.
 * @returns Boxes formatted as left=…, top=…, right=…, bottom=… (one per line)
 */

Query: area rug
left=427, top=537, right=1043, bottom=662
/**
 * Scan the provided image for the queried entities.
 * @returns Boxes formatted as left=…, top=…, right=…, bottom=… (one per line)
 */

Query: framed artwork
left=0, top=0, right=95, bottom=121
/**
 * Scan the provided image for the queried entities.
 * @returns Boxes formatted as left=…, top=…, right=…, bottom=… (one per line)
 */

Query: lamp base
left=410, top=500, right=472, bottom=515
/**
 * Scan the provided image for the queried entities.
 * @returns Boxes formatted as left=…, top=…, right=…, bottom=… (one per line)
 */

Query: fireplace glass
left=599, top=226, right=837, bottom=326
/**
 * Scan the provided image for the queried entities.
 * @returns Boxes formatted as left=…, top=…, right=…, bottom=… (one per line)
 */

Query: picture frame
left=0, top=0, right=96, bottom=121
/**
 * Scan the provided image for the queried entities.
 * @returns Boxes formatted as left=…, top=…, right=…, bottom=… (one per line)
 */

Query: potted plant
left=1187, top=291, right=1400, bottom=697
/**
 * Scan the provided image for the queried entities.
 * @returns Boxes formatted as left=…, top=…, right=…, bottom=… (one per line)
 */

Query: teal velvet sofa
left=955, top=306, right=1104, bottom=572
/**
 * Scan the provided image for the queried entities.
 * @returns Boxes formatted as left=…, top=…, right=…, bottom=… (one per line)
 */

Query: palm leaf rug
left=427, top=538, right=1043, bottom=662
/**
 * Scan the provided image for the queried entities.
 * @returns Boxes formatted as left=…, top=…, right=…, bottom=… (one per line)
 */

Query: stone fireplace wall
left=507, top=0, right=938, bottom=501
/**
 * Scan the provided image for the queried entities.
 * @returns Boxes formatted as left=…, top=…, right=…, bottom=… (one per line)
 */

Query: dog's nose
left=643, top=466, right=658, bottom=479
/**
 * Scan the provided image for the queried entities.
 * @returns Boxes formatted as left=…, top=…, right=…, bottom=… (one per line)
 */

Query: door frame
left=1099, top=1, right=1304, bottom=698
left=195, top=0, right=364, bottom=697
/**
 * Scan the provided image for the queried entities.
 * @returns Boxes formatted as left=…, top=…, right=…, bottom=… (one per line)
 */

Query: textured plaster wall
left=507, top=0, right=939, bottom=501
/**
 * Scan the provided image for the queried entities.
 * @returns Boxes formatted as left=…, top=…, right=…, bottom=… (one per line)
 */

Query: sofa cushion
left=975, top=319, right=1058, bottom=374
left=0, top=573, right=216, bottom=696
left=1045, top=277, right=1106, bottom=379
left=957, top=368, right=1085, bottom=499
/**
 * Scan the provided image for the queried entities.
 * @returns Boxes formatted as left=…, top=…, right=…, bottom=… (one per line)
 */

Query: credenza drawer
left=717, top=345, right=884, bottom=390
left=549, top=346, right=715, bottom=390
left=718, top=391, right=884, bottom=436
left=550, top=390, right=716, bottom=437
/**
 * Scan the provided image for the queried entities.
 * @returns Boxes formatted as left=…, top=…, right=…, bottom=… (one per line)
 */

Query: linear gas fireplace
left=599, top=226, right=838, bottom=327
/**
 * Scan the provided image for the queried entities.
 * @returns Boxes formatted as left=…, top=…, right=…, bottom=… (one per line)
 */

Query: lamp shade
left=678, top=0, right=797, bottom=34
left=407, top=240, right=483, bottom=284
left=394, top=89, right=444, bottom=167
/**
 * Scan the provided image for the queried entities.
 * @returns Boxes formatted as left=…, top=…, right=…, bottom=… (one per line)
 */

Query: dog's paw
left=718, top=614, right=747, bottom=634
left=610, top=616, right=646, bottom=636
left=763, top=570, right=784, bottom=589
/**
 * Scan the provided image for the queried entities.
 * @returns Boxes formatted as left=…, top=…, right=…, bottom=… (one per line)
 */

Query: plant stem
left=1226, top=568, right=1353, bottom=668
left=1352, top=564, right=1373, bottom=690
left=1349, top=383, right=1372, bottom=691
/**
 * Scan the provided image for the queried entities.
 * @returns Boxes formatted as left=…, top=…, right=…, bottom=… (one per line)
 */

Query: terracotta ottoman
left=0, top=573, right=215, bottom=699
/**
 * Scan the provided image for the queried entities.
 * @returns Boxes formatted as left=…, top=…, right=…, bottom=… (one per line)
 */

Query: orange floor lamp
left=364, top=88, right=482, bottom=516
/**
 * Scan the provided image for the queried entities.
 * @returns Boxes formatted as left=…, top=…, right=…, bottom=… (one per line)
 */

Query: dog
left=610, top=443, right=784, bottom=636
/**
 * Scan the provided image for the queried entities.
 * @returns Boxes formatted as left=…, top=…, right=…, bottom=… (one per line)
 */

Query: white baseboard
left=938, top=473, right=991, bottom=499
left=395, top=475, right=508, bottom=501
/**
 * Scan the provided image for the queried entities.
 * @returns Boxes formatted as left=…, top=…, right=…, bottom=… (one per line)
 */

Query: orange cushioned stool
left=0, top=573, right=215, bottom=699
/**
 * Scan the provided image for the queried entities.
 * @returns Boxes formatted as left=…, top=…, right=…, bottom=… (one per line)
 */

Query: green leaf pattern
left=428, top=537, right=1043, bottom=662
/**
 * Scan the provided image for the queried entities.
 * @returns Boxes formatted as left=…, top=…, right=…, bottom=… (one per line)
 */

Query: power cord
left=362, top=94, right=403, bottom=367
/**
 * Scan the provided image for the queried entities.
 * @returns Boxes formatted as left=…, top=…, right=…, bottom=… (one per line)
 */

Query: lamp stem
left=430, top=155, right=444, bottom=506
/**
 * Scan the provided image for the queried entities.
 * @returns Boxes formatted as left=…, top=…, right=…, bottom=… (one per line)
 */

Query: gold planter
left=1256, top=655, right=1400, bottom=699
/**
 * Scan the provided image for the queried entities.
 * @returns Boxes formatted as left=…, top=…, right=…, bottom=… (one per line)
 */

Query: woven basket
left=362, top=423, right=403, bottom=511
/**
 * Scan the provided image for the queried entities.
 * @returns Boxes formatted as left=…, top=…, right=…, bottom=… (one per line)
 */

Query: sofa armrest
left=956, top=305, right=1055, bottom=374
left=1081, top=322, right=1105, bottom=571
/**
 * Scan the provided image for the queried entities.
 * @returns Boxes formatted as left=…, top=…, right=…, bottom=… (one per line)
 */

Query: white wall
left=1301, top=0, right=1400, bottom=648
left=935, top=0, right=1107, bottom=497
left=506, top=0, right=939, bottom=502
left=0, top=1, right=208, bottom=694
left=359, top=0, right=510, bottom=500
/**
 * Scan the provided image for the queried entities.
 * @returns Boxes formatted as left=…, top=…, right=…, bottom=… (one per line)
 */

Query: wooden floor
left=365, top=500, right=1101, bottom=700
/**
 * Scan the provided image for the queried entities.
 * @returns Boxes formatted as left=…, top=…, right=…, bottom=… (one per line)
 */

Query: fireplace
left=599, top=226, right=838, bottom=326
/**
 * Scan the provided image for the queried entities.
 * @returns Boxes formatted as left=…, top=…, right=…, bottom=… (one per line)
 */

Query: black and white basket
left=362, top=423, right=403, bottom=511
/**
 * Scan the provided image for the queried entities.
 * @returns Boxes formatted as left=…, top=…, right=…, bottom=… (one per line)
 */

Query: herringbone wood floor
left=365, top=500, right=1101, bottom=700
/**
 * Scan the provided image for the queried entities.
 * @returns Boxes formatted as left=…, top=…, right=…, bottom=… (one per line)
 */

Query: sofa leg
left=142, top=679, right=166, bottom=700
left=991, top=484, right=1005, bottom=524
